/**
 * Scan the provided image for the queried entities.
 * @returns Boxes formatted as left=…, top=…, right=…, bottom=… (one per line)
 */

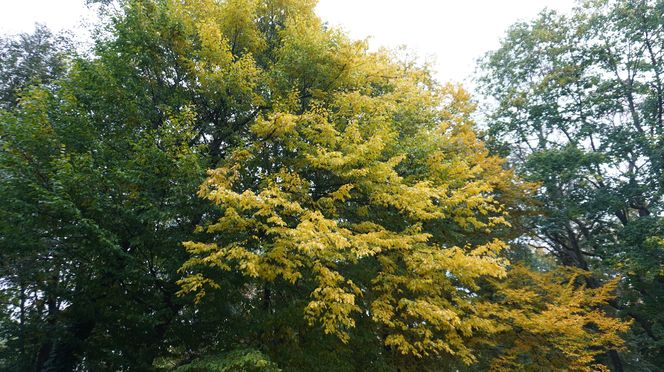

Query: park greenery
left=0, top=0, right=661, bottom=370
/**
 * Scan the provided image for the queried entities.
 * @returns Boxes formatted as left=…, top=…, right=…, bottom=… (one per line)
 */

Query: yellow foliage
left=477, top=266, right=630, bottom=371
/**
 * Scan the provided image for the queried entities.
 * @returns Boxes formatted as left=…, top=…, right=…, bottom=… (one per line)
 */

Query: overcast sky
left=0, top=0, right=577, bottom=83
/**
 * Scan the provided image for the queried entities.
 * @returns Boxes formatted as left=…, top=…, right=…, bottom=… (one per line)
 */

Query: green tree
left=0, top=25, right=72, bottom=109
left=0, top=14, right=210, bottom=371
left=478, top=0, right=664, bottom=369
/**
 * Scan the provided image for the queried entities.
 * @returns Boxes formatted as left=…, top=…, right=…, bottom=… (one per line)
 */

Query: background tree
left=0, top=25, right=72, bottom=110
left=478, top=0, right=664, bottom=369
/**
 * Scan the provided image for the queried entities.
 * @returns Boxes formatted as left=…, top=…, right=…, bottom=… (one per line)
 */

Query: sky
left=0, top=0, right=577, bottom=84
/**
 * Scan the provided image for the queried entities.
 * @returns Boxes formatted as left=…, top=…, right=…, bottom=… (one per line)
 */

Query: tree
left=478, top=0, right=664, bottom=369
left=175, top=1, right=627, bottom=369
left=0, top=25, right=72, bottom=109
left=0, top=12, right=209, bottom=371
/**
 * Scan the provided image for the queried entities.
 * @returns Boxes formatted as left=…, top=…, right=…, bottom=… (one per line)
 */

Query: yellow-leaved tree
left=168, top=0, right=629, bottom=369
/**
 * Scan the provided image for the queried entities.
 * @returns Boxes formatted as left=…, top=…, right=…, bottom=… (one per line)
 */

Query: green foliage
left=478, top=0, right=664, bottom=369
left=0, top=12, right=209, bottom=370
left=174, top=349, right=280, bottom=372
left=0, top=25, right=72, bottom=109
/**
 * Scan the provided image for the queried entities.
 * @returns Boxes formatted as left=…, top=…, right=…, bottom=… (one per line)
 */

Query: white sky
left=0, top=0, right=577, bottom=84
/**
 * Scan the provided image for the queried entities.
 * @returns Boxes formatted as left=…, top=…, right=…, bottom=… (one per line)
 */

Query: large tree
left=174, top=0, right=627, bottom=370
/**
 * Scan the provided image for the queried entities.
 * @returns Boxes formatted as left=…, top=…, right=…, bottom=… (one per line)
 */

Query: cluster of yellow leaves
left=180, top=84, right=517, bottom=359
left=480, top=266, right=630, bottom=371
